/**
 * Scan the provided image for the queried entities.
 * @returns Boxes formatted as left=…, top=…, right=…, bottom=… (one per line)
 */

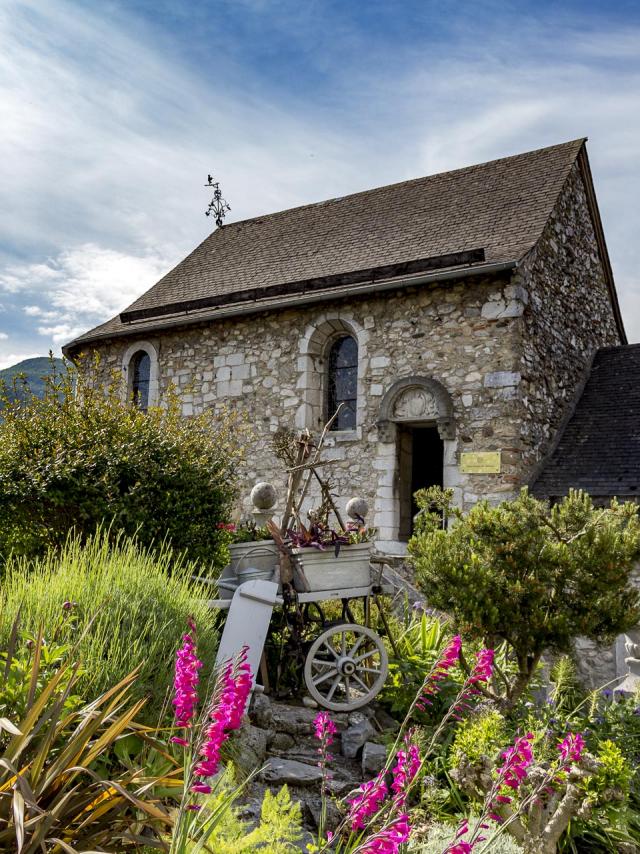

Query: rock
left=341, top=717, right=376, bottom=759
left=306, top=796, right=342, bottom=831
left=235, top=723, right=269, bottom=774
left=362, top=741, right=387, bottom=776
left=250, top=693, right=273, bottom=730
left=271, top=703, right=349, bottom=735
left=269, top=732, right=296, bottom=751
left=373, top=707, right=400, bottom=732
left=261, top=757, right=323, bottom=786
left=302, top=695, right=318, bottom=709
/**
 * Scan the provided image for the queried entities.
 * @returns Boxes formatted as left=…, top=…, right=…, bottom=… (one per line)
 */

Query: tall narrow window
left=327, top=335, right=357, bottom=430
left=131, top=351, right=151, bottom=411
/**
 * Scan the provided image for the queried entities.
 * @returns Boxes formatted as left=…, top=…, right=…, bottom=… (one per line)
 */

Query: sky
left=1, top=0, right=640, bottom=369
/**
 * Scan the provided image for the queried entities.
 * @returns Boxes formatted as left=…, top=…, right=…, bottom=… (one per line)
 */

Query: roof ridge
left=223, top=138, right=587, bottom=230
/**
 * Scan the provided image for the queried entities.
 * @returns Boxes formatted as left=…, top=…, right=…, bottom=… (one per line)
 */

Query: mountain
left=0, top=357, right=65, bottom=405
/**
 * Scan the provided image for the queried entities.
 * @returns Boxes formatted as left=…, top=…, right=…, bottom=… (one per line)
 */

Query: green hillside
left=0, top=356, right=65, bottom=405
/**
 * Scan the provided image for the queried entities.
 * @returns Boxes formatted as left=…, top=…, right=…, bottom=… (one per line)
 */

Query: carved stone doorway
left=374, top=376, right=456, bottom=550
left=397, top=425, right=444, bottom=541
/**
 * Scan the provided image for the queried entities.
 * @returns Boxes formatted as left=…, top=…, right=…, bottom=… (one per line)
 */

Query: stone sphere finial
left=346, top=496, right=369, bottom=522
left=250, top=482, right=277, bottom=511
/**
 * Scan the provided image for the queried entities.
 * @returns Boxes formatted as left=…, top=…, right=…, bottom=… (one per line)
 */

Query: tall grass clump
left=0, top=529, right=219, bottom=718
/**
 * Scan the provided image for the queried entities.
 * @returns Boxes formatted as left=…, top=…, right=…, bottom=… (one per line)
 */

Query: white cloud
left=0, top=351, right=41, bottom=370
left=0, top=332, right=8, bottom=340
left=5, top=244, right=175, bottom=344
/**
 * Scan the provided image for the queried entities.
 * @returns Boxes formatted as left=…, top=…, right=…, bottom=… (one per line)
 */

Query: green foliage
left=586, top=739, right=632, bottom=799
left=409, top=820, right=522, bottom=852
left=175, top=778, right=302, bottom=853
left=0, top=623, right=84, bottom=721
left=0, top=355, right=243, bottom=567
left=410, top=488, right=640, bottom=704
left=0, top=531, right=219, bottom=718
left=381, top=607, right=450, bottom=718
left=0, top=630, right=173, bottom=851
left=449, top=710, right=507, bottom=773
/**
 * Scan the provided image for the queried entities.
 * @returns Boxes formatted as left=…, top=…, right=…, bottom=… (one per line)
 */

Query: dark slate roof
left=532, top=344, right=640, bottom=499
left=66, top=139, right=587, bottom=350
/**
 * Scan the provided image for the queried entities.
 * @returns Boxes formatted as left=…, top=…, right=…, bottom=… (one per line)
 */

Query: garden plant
left=0, top=355, right=242, bottom=568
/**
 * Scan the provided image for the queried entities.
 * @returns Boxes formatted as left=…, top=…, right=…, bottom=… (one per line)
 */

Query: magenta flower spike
left=492, top=732, right=534, bottom=807
left=171, top=620, right=203, bottom=734
left=346, top=773, right=388, bottom=831
left=314, top=711, right=338, bottom=746
left=192, top=651, right=254, bottom=781
left=418, top=634, right=461, bottom=709
left=391, top=741, right=421, bottom=807
left=359, top=813, right=411, bottom=853
left=558, top=731, right=585, bottom=765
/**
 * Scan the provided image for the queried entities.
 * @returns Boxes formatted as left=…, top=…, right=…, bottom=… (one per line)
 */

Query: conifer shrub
left=410, top=488, right=640, bottom=707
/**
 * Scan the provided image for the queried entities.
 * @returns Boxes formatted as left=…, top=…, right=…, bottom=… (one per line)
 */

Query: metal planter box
left=218, top=541, right=280, bottom=599
left=292, top=542, right=372, bottom=592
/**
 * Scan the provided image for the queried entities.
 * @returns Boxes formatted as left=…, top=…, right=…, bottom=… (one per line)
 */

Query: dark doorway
left=398, top=425, right=443, bottom=540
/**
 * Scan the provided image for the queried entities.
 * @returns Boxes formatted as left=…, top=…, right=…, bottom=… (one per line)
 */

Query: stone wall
left=517, top=160, right=621, bottom=474
left=85, top=270, right=530, bottom=546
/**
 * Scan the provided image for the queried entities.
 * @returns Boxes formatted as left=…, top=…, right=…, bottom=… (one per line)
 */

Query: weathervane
left=204, top=175, right=231, bottom=227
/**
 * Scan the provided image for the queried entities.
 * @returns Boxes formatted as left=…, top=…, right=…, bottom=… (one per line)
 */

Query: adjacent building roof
left=532, top=344, right=640, bottom=499
left=64, top=137, right=623, bottom=352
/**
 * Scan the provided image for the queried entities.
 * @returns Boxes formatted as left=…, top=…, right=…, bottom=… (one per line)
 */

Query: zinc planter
left=291, top=542, right=372, bottom=592
left=218, top=541, right=280, bottom=599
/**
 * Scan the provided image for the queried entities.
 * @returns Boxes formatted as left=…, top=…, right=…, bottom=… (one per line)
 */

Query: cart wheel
left=304, top=623, right=388, bottom=712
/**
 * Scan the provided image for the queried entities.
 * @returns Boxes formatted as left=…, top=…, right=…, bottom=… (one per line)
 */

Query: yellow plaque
left=459, top=451, right=501, bottom=474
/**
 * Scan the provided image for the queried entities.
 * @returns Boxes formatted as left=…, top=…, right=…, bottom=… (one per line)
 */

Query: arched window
left=327, top=335, right=358, bottom=430
left=131, top=350, right=151, bottom=411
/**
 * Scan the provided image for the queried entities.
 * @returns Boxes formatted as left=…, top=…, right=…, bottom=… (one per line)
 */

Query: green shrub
left=449, top=710, right=507, bottom=773
left=0, top=356, right=243, bottom=569
left=0, top=531, right=219, bottom=718
left=410, top=487, right=640, bottom=706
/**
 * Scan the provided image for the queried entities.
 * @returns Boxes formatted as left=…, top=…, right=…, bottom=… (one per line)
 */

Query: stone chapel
left=64, top=138, right=638, bottom=558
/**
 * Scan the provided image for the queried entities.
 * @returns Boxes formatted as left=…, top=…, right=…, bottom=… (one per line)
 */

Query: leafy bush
left=0, top=531, right=219, bottom=717
left=410, top=487, right=640, bottom=706
left=449, top=710, right=507, bottom=776
left=0, top=356, right=243, bottom=568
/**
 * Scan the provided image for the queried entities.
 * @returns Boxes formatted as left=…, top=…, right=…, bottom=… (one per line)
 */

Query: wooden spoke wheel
left=304, top=623, right=388, bottom=712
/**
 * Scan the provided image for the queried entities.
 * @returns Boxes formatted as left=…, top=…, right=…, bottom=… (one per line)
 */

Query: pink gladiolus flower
left=346, top=773, right=388, bottom=830
left=359, top=813, right=411, bottom=853
left=418, top=635, right=461, bottom=709
left=558, top=732, right=585, bottom=765
left=314, top=711, right=338, bottom=746
left=172, top=623, right=203, bottom=729
left=190, top=783, right=212, bottom=794
left=469, top=648, right=494, bottom=686
left=492, top=732, right=534, bottom=806
left=193, top=650, right=253, bottom=781
left=391, top=742, right=421, bottom=806
left=170, top=736, right=189, bottom=747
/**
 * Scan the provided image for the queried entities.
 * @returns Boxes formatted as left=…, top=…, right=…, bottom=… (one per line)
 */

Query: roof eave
left=63, top=258, right=517, bottom=357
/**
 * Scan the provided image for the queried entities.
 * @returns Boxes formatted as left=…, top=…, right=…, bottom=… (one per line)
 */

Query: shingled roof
left=65, top=138, right=613, bottom=352
left=532, top=345, right=640, bottom=500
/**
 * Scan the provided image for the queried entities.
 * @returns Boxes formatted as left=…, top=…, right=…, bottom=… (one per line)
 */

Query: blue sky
left=1, top=0, right=640, bottom=368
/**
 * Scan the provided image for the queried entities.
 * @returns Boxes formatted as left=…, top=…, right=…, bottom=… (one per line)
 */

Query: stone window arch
left=122, top=341, right=159, bottom=411
left=297, top=315, right=367, bottom=432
